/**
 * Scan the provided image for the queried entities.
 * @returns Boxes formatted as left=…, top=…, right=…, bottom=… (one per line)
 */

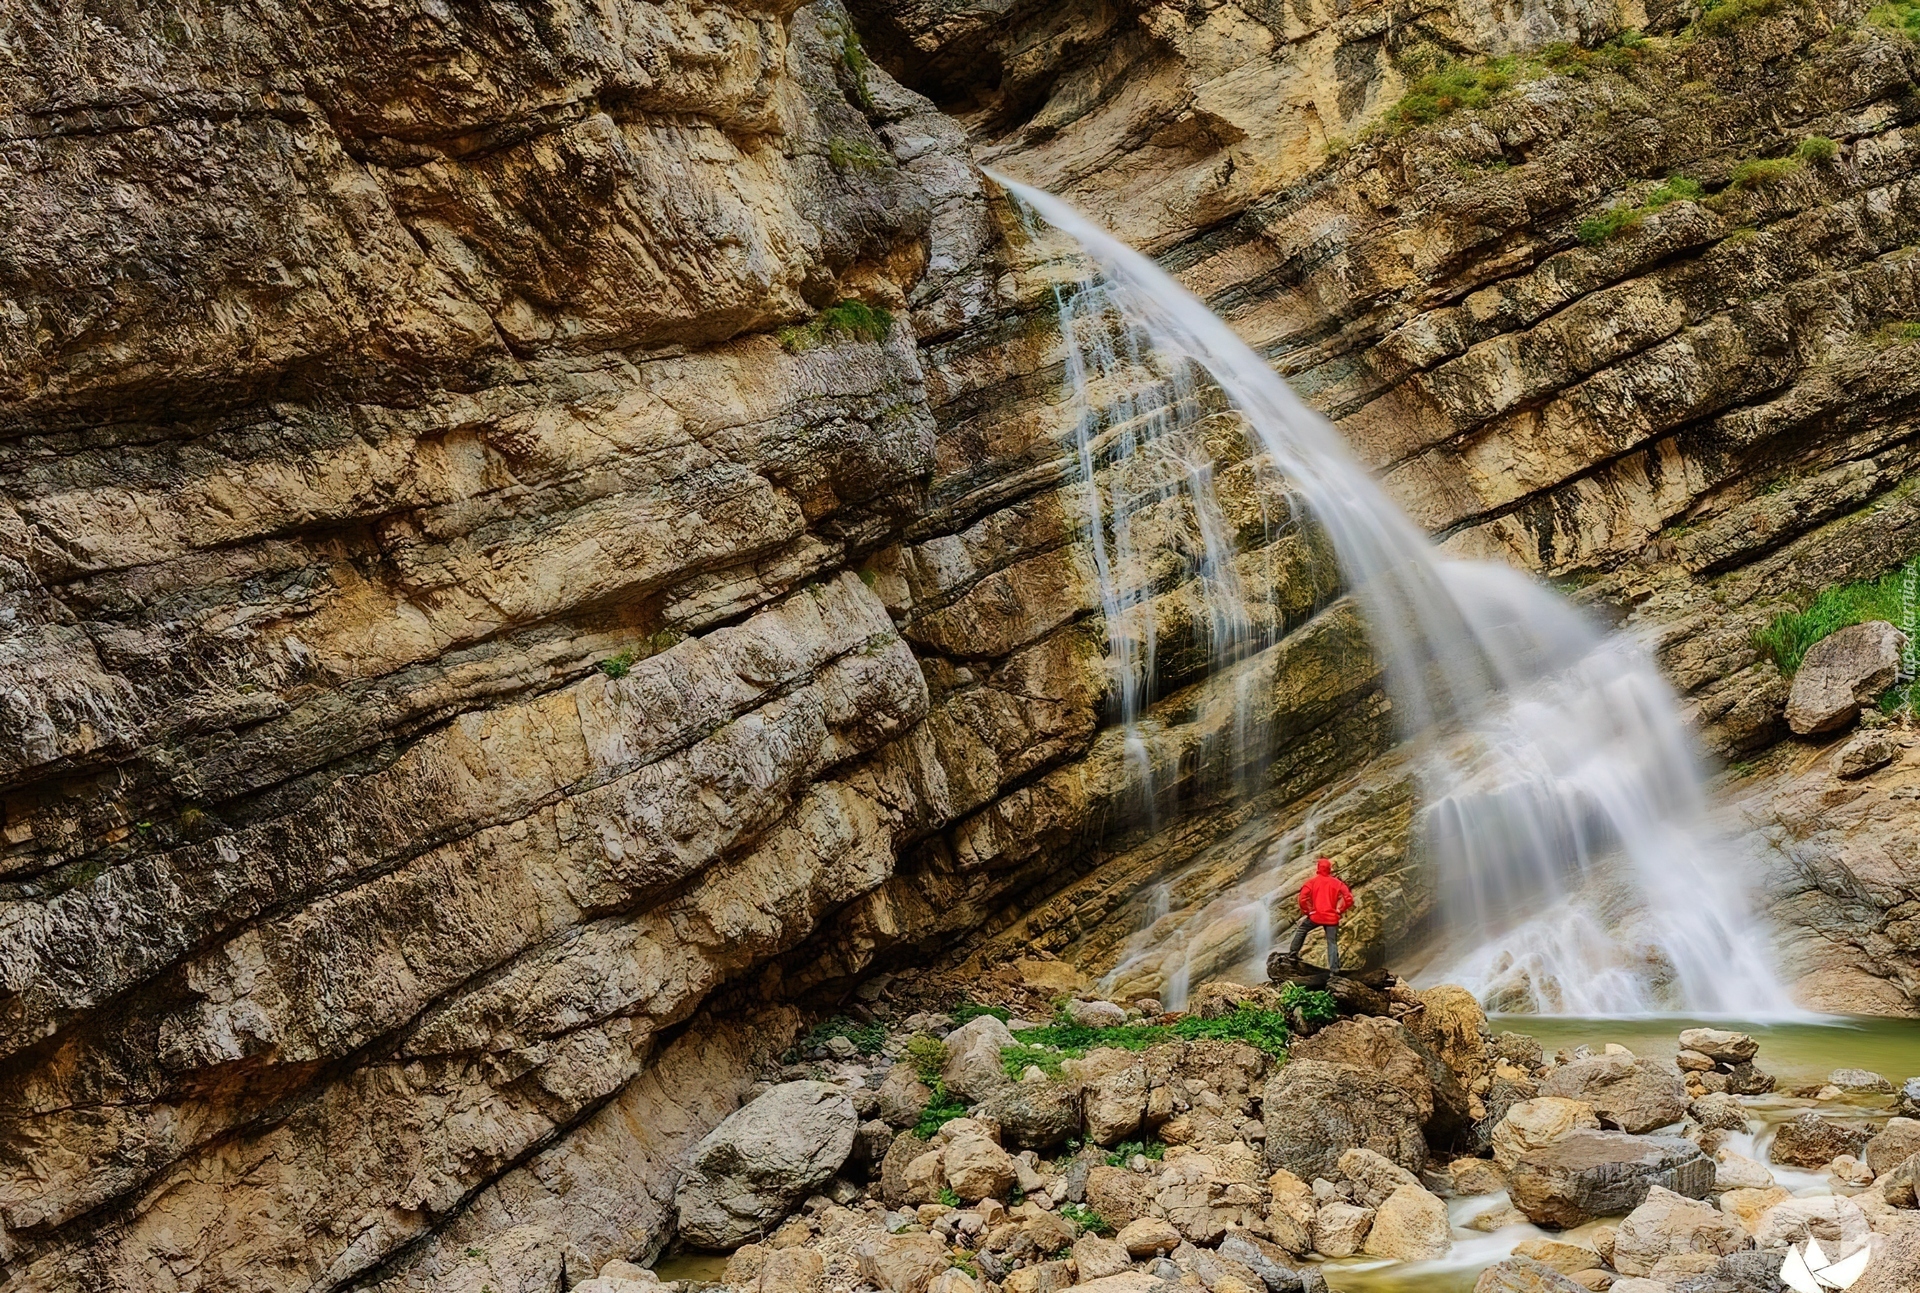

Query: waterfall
left=996, top=173, right=1797, bottom=1016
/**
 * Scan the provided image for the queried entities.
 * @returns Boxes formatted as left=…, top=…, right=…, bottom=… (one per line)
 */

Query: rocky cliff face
left=3, top=0, right=1919, bottom=1287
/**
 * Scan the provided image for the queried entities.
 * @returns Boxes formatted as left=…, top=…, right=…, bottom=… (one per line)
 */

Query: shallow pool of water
left=1320, top=1013, right=1920, bottom=1291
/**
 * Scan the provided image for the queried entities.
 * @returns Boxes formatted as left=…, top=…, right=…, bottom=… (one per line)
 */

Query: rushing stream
left=992, top=175, right=1794, bottom=1017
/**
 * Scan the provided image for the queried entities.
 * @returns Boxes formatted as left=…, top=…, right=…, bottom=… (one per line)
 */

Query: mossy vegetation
left=1381, top=34, right=1648, bottom=132
left=1869, top=0, right=1920, bottom=37
left=1577, top=176, right=1705, bottom=244
left=777, top=300, right=895, bottom=353
left=838, top=23, right=875, bottom=111
left=1697, top=0, right=1787, bottom=35
left=597, top=628, right=685, bottom=679
left=1750, top=561, right=1918, bottom=675
left=827, top=137, right=888, bottom=171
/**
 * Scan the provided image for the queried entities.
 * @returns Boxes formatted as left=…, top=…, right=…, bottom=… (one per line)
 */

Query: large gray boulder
left=1539, top=1053, right=1688, bottom=1134
left=676, top=1081, right=858, bottom=1249
left=1611, top=1185, right=1749, bottom=1277
left=1785, top=620, right=1906, bottom=735
left=974, top=1080, right=1082, bottom=1149
left=1508, top=1131, right=1712, bottom=1229
left=1262, top=1059, right=1428, bottom=1182
left=1290, top=1015, right=1471, bottom=1142
left=941, top=1015, right=1018, bottom=1102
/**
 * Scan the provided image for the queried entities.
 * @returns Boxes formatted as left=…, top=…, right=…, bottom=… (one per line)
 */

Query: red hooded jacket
left=1298, top=858, right=1353, bottom=926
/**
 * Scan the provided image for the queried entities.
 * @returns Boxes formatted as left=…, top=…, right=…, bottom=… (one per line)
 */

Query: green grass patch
left=1577, top=176, right=1705, bottom=244
left=951, top=999, right=1011, bottom=1025
left=1728, top=155, right=1801, bottom=189
left=1060, top=1203, right=1110, bottom=1234
left=793, top=1015, right=888, bottom=1058
left=1880, top=320, right=1920, bottom=342
left=1105, top=1139, right=1167, bottom=1167
left=999, top=1003, right=1299, bottom=1076
left=1868, top=0, right=1920, bottom=37
left=1169, top=1005, right=1294, bottom=1057
left=839, top=24, right=875, bottom=110
left=777, top=300, right=895, bottom=353
left=599, top=648, right=637, bottom=679
left=938, top=1186, right=962, bottom=1208
left=1750, top=562, right=1918, bottom=675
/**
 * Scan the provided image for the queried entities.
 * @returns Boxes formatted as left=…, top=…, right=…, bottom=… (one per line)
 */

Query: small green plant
left=913, top=1087, right=969, bottom=1139
left=1796, top=135, right=1839, bottom=164
left=839, top=24, right=875, bottom=110
left=1750, top=561, right=1920, bottom=675
left=466, top=1248, right=485, bottom=1260
left=599, top=648, right=637, bottom=679
left=1727, top=760, right=1758, bottom=777
left=1060, top=1203, right=1111, bottom=1235
left=1728, top=156, right=1801, bottom=189
left=1880, top=320, right=1920, bottom=341
left=952, top=1259, right=980, bottom=1279
left=1576, top=176, right=1705, bottom=244
left=906, top=1032, right=949, bottom=1081
left=1278, top=982, right=1340, bottom=1026
left=938, top=1186, right=962, bottom=1208
left=777, top=300, right=896, bottom=353
left=1104, top=1139, right=1167, bottom=1167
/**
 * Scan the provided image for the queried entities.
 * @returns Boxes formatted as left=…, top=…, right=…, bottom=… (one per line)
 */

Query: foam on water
left=994, top=173, right=1798, bottom=1016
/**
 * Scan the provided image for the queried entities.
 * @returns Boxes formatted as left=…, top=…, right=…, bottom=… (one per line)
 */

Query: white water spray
left=996, top=173, right=1797, bottom=1016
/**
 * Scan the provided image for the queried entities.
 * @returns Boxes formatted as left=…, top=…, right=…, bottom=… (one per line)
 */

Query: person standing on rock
left=1285, top=857, right=1353, bottom=973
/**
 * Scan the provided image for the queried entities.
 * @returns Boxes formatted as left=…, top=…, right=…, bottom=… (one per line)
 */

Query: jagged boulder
left=1292, top=1015, right=1470, bottom=1142
left=1492, top=1097, right=1601, bottom=1172
left=1611, top=1185, right=1749, bottom=1276
left=1261, top=1060, right=1427, bottom=1181
left=1539, top=1053, right=1688, bottom=1134
left=675, top=1081, right=858, bottom=1249
left=1867, top=1118, right=1920, bottom=1175
left=975, top=1082, right=1082, bottom=1150
left=1471, top=1255, right=1589, bottom=1292
left=1767, top=1112, right=1871, bottom=1168
left=1785, top=620, right=1906, bottom=735
left=1508, top=1131, right=1712, bottom=1229
left=941, top=1016, right=1019, bottom=1102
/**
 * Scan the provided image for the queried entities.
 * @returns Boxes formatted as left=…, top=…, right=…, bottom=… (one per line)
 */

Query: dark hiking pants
left=1287, top=916, right=1340, bottom=972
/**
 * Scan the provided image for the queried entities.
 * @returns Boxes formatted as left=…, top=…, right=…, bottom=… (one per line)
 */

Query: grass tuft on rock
left=1577, top=176, right=1705, bottom=244
left=1728, top=155, right=1801, bottom=189
left=1386, top=59, right=1515, bottom=128
left=1869, top=0, right=1920, bottom=37
left=1750, top=562, right=1918, bottom=675
left=1795, top=134, right=1839, bottom=164
left=1059, top=1203, right=1110, bottom=1234
left=777, top=300, right=895, bottom=352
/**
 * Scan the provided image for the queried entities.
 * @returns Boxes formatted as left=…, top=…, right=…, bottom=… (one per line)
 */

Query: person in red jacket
left=1285, top=857, right=1353, bottom=973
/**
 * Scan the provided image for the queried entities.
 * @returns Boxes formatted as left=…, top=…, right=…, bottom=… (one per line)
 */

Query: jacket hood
left=1315, top=858, right=1332, bottom=875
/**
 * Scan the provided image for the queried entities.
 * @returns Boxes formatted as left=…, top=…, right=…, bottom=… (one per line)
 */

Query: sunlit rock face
left=3, top=0, right=1920, bottom=1286
left=854, top=0, right=1920, bottom=1003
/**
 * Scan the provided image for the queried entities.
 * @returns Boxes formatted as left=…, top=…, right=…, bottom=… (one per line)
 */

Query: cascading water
left=996, top=173, right=1798, bottom=1017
